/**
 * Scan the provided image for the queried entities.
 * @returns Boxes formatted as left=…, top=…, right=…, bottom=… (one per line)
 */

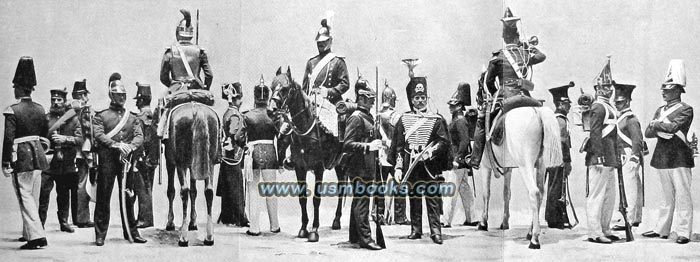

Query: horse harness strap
left=106, top=110, right=131, bottom=138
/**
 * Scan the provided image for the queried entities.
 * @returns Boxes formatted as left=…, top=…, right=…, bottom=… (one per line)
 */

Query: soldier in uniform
left=441, top=83, right=478, bottom=228
left=217, top=82, right=249, bottom=227
left=2, top=56, right=49, bottom=249
left=132, top=82, right=159, bottom=228
left=469, top=7, right=546, bottom=168
left=39, top=86, right=83, bottom=233
left=157, top=9, right=214, bottom=137
left=374, top=82, right=410, bottom=225
left=72, top=79, right=95, bottom=228
left=92, top=73, right=146, bottom=246
left=545, top=83, right=573, bottom=229
left=343, top=75, right=383, bottom=250
left=302, top=17, right=349, bottom=105
left=584, top=64, right=620, bottom=244
left=642, top=60, right=694, bottom=244
left=243, top=77, right=282, bottom=236
left=611, top=83, right=643, bottom=231
left=389, top=77, right=451, bottom=245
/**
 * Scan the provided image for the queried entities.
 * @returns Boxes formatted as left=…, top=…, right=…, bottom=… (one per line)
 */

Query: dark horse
left=164, top=102, right=221, bottom=246
left=270, top=67, right=346, bottom=242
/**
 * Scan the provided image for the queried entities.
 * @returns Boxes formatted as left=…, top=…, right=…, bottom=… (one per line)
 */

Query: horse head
left=270, top=66, right=314, bottom=133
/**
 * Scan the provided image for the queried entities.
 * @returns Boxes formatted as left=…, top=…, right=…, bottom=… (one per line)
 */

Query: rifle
left=120, top=152, right=135, bottom=243
left=640, top=154, right=644, bottom=207
left=373, top=65, right=385, bottom=249
left=195, top=9, right=200, bottom=45
left=616, top=164, right=634, bottom=242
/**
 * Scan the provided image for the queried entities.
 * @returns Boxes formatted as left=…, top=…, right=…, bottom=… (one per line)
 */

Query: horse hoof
left=188, top=225, right=198, bottom=231
left=528, top=242, right=540, bottom=249
left=526, top=233, right=532, bottom=240
left=203, top=239, right=214, bottom=246
left=499, top=224, right=509, bottom=230
left=477, top=222, right=488, bottom=231
left=298, top=228, right=309, bottom=238
left=331, top=218, right=341, bottom=230
left=307, top=231, right=319, bottom=242
left=178, top=241, right=189, bottom=247
left=165, top=224, right=176, bottom=231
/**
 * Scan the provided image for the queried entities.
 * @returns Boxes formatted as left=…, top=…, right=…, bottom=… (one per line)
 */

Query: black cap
left=501, top=7, right=520, bottom=40
left=50, top=86, right=68, bottom=99
left=13, top=56, right=37, bottom=90
left=71, top=79, right=88, bottom=98
left=134, top=82, right=152, bottom=99
left=448, top=82, right=471, bottom=106
left=548, top=81, right=575, bottom=104
left=614, top=83, right=635, bottom=102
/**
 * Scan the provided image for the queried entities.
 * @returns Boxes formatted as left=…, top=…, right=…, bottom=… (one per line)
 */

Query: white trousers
left=586, top=165, right=616, bottom=238
left=12, top=170, right=46, bottom=241
left=614, top=160, right=643, bottom=224
left=248, top=169, right=280, bottom=233
left=442, top=168, right=476, bottom=225
left=654, top=167, right=693, bottom=237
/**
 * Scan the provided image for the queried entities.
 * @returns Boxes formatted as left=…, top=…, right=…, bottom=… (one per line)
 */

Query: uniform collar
left=18, top=96, right=32, bottom=101
left=109, top=103, right=125, bottom=111
left=665, top=99, right=681, bottom=109
left=451, top=110, right=464, bottom=119
left=618, top=108, right=631, bottom=114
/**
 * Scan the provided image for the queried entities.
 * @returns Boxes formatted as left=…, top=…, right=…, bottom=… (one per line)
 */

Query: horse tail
left=191, top=105, right=212, bottom=179
left=537, top=107, right=564, bottom=168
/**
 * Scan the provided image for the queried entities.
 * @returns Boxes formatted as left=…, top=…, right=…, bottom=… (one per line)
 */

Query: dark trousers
left=216, top=163, right=248, bottom=226
left=409, top=176, right=442, bottom=236
left=349, top=178, right=372, bottom=245
left=134, top=166, right=155, bottom=227
left=373, top=166, right=408, bottom=221
left=75, top=159, right=92, bottom=224
left=94, top=154, right=139, bottom=240
left=545, top=166, right=570, bottom=227
left=470, top=117, right=486, bottom=166
left=39, top=171, right=78, bottom=227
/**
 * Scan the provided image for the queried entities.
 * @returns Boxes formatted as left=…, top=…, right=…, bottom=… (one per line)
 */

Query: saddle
left=166, top=89, right=215, bottom=108
left=489, top=95, right=542, bottom=145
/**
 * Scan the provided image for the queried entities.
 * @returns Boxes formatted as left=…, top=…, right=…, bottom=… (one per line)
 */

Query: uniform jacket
left=222, top=106, right=246, bottom=164
left=342, top=107, right=376, bottom=179
left=645, top=101, right=694, bottom=169
left=388, top=110, right=451, bottom=180
left=45, top=107, right=84, bottom=174
left=160, top=42, right=213, bottom=90
left=617, top=108, right=643, bottom=159
left=135, top=107, right=159, bottom=170
left=449, top=112, right=471, bottom=168
left=485, top=44, right=546, bottom=98
left=243, top=107, right=280, bottom=169
left=378, top=106, right=401, bottom=167
left=555, top=110, right=571, bottom=163
left=585, top=98, right=619, bottom=167
left=93, top=104, right=144, bottom=159
left=2, top=97, right=49, bottom=172
left=302, top=50, right=349, bottom=104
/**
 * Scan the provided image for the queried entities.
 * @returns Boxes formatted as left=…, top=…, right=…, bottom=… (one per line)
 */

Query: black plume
left=108, top=72, right=121, bottom=84
left=180, top=9, right=191, bottom=27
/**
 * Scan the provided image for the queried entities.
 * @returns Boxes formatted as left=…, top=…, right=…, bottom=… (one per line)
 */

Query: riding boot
left=156, top=108, right=170, bottom=139
left=469, top=116, right=486, bottom=168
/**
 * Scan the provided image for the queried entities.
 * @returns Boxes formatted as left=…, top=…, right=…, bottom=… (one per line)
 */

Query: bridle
left=271, top=77, right=319, bottom=139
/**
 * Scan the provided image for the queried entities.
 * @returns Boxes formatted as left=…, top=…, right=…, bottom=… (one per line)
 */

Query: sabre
left=120, top=152, right=135, bottom=243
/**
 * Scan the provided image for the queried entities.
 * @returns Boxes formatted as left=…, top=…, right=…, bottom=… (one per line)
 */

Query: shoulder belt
left=48, top=109, right=77, bottom=134
left=105, top=111, right=131, bottom=138
left=617, top=111, right=634, bottom=146
left=173, top=43, right=196, bottom=79
left=655, top=103, right=687, bottom=142
left=594, top=101, right=617, bottom=137
left=502, top=48, right=524, bottom=79
left=309, top=53, right=337, bottom=89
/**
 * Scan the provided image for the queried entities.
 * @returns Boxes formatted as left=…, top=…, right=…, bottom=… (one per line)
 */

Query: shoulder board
left=492, top=50, right=501, bottom=56
left=334, top=54, right=345, bottom=59
left=682, top=101, right=692, bottom=108
left=3, top=106, right=14, bottom=115
left=95, top=107, right=109, bottom=114
left=241, top=110, right=250, bottom=114
left=130, top=111, right=138, bottom=116
left=200, top=47, right=206, bottom=52
left=164, top=46, right=172, bottom=51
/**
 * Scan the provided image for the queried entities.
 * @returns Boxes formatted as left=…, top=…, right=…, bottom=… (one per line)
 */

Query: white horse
left=478, top=167, right=512, bottom=231
left=480, top=106, right=563, bottom=249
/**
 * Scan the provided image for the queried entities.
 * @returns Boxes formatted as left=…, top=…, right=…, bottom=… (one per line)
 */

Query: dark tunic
left=485, top=44, right=546, bottom=98
left=449, top=112, right=471, bottom=168
left=617, top=109, right=644, bottom=158
left=160, top=42, right=213, bottom=90
left=216, top=106, right=248, bottom=225
left=243, top=107, right=279, bottom=169
left=45, top=108, right=83, bottom=175
left=2, top=98, right=49, bottom=172
left=302, top=50, right=349, bottom=104
left=645, top=101, right=694, bottom=169
left=342, top=108, right=376, bottom=179
left=585, top=99, right=619, bottom=167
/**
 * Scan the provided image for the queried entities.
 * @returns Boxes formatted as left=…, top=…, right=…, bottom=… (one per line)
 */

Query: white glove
left=280, top=122, right=292, bottom=135
left=313, top=87, right=329, bottom=98
left=421, top=148, right=434, bottom=161
left=368, top=139, right=383, bottom=152
left=394, top=169, right=404, bottom=182
left=2, top=167, right=12, bottom=178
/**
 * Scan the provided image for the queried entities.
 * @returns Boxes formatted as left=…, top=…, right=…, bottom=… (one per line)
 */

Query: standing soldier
left=469, top=7, right=546, bottom=168
left=374, top=82, right=410, bottom=225
left=545, top=83, right=573, bottom=229
left=243, top=77, right=282, bottom=236
left=157, top=9, right=214, bottom=137
left=39, top=86, right=83, bottom=233
left=441, top=83, right=478, bottom=228
left=132, top=82, right=159, bottom=229
left=2, top=56, right=49, bottom=249
left=584, top=61, right=620, bottom=244
left=72, top=79, right=95, bottom=228
left=611, top=83, right=643, bottom=231
left=389, top=76, right=451, bottom=245
left=343, top=75, right=382, bottom=250
left=93, top=73, right=146, bottom=246
left=642, top=60, right=694, bottom=244
left=217, top=82, right=249, bottom=227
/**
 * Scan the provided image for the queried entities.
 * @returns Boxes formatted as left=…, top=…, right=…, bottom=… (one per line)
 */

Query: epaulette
left=200, top=47, right=206, bottom=52
left=334, top=54, right=346, bottom=59
left=492, top=50, right=501, bottom=56
left=3, top=106, right=14, bottom=115
left=94, top=107, right=109, bottom=114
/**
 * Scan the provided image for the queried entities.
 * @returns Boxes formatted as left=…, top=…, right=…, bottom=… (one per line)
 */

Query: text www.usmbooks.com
left=257, top=180, right=456, bottom=198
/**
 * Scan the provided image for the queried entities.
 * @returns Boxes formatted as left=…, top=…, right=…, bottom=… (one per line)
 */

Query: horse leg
left=500, top=169, right=512, bottom=230
left=479, top=169, right=491, bottom=231
left=188, top=177, right=198, bottom=231
left=295, top=168, right=309, bottom=238
left=307, top=165, right=324, bottom=242
left=166, top=162, right=176, bottom=231
left=178, top=168, right=190, bottom=247
left=203, top=177, right=214, bottom=246
left=520, top=165, right=542, bottom=249
left=331, top=166, right=345, bottom=230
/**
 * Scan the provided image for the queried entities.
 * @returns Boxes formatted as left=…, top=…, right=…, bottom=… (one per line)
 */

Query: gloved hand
left=2, top=162, right=12, bottom=178
left=394, top=169, right=403, bottom=182
left=368, top=139, right=384, bottom=152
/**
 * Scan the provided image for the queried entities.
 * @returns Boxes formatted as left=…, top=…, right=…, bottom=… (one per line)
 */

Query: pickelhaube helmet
left=501, top=7, right=521, bottom=41
left=354, top=72, right=376, bottom=99
left=176, top=9, right=194, bottom=41
left=13, top=56, right=37, bottom=91
left=254, top=75, right=271, bottom=103
left=222, top=82, right=242, bottom=101
left=381, top=80, right=397, bottom=108
left=447, top=82, right=471, bottom=106
left=71, top=79, right=88, bottom=99
left=50, top=86, right=68, bottom=99
left=134, top=82, right=152, bottom=99
left=108, top=72, right=126, bottom=94
left=614, top=83, right=636, bottom=102
left=549, top=81, right=574, bottom=104
left=662, top=59, right=686, bottom=93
